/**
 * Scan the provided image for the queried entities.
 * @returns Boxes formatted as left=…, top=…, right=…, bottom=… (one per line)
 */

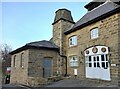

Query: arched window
left=84, top=46, right=111, bottom=81
left=90, top=27, right=99, bottom=39
left=20, top=53, right=24, bottom=68
left=13, top=55, right=16, bottom=67
left=69, top=36, right=77, bottom=47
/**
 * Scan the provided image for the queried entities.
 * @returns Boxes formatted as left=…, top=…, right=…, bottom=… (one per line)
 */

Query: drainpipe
left=59, top=54, right=67, bottom=77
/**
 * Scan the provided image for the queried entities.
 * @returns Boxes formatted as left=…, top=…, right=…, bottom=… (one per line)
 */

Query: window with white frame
left=69, top=55, right=79, bottom=67
left=90, top=28, right=99, bottom=39
left=69, top=36, right=77, bottom=47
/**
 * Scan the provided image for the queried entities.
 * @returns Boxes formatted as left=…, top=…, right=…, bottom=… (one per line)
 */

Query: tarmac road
left=0, top=79, right=120, bottom=89
left=1, top=84, right=31, bottom=89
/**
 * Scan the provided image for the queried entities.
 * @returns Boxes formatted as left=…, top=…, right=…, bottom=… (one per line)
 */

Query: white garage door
left=84, top=46, right=111, bottom=81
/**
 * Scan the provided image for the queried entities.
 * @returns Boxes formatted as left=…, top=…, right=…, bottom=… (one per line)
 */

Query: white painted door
left=99, top=55, right=111, bottom=80
left=86, top=55, right=111, bottom=81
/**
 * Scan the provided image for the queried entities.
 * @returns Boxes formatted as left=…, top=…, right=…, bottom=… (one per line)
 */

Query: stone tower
left=52, top=9, right=75, bottom=76
left=52, top=9, right=75, bottom=56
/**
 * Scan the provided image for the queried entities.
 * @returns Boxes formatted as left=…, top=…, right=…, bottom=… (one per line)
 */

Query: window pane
left=106, top=55, right=108, bottom=61
left=69, top=36, right=77, bottom=47
left=69, top=38, right=72, bottom=45
left=94, top=57, right=96, bottom=61
left=91, top=28, right=99, bottom=39
left=106, top=62, right=108, bottom=67
left=21, top=53, right=24, bottom=67
left=89, top=63, right=92, bottom=67
left=102, top=62, right=105, bottom=68
left=13, top=55, right=16, bottom=67
left=69, top=55, right=78, bottom=67
left=94, top=62, right=96, bottom=67
left=101, top=55, right=104, bottom=61
left=74, top=36, right=77, bottom=45
left=97, top=62, right=100, bottom=67
left=89, top=56, right=91, bottom=62
left=97, top=56, right=99, bottom=61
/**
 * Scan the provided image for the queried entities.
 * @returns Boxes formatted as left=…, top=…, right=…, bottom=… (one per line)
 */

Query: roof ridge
left=26, top=40, right=48, bottom=44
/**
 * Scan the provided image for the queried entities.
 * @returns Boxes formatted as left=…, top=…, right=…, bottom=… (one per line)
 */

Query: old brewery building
left=10, top=0, right=120, bottom=87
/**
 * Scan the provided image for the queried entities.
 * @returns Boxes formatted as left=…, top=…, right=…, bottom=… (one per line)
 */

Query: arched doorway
left=84, top=46, right=111, bottom=81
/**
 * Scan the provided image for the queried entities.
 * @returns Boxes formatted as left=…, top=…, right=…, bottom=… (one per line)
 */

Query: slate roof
left=64, top=1, right=120, bottom=35
left=26, top=40, right=59, bottom=49
left=52, top=9, right=75, bottom=25
left=10, top=40, right=59, bottom=55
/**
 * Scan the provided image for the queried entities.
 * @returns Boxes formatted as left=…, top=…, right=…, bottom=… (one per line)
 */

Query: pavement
left=0, top=78, right=120, bottom=89
left=45, top=78, right=118, bottom=87
left=1, top=84, right=31, bottom=89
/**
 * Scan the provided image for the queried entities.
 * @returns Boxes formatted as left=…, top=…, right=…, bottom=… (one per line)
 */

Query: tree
left=0, top=44, right=12, bottom=83
left=0, top=44, right=12, bottom=59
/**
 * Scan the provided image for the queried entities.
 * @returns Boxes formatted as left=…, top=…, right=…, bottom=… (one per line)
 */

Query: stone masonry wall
left=53, top=20, right=74, bottom=55
left=66, top=13, right=119, bottom=86
left=28, top=48, right=59, bottom=86
left=118, top=12, right=120, bottom=87
left=53, top=20, right=74, bottom=75
left=10, top=50, right=29, bottom=85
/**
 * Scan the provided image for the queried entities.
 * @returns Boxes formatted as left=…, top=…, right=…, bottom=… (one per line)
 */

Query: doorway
left=85, top=46, right=111, bottom=81
left=43, top=58, right=53, bottom=78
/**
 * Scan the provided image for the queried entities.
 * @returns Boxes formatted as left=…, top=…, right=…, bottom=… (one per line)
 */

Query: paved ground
left=1, top=84, right=31, bottom=89
left=45, top=78, right=118, bottom=87
left=0, top=79, right=119, bottom=89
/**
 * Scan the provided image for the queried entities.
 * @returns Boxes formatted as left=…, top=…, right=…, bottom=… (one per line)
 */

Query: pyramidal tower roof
left=52, top=8, right=75, bottom=25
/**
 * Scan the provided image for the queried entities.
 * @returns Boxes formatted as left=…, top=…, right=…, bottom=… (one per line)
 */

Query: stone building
left=10, top=41, right=61, bottom=86
left=10, top=0, right=120, bottom=87
left=64, top=0, right=120, bottom=86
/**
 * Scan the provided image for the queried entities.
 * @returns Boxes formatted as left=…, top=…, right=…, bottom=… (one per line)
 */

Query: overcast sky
left=2, top=2, right=90, bottom=50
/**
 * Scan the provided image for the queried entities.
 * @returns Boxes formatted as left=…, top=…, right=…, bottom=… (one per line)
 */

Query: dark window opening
left=102, top=62, right=105, bottom=68
left=97, top=56, right=99, bottom=61
left=89, top=56, right=91, bottom=62
left=89, top=63, right=92, bottom=67
left=94, top=57, right=96, bottom=61
left=106, top=55, right=108, bottom=61
left=97, top=62, right=100, bottom=67
left=94, top=63, right=96, bottom=67
left=106, top=62, right=108, bottom=67
left=13, top=55, right=16, bottom=67
left=101, top=55, right=104, bottom=61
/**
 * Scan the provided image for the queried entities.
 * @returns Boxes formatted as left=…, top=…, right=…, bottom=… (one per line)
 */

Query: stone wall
left=52, top=20, right=74, bottom=75
left=53, top=20, right=74, bottom=55
left=66, top=13, right=120, bottom=86
left=10, top=50, right=29, bottom=85
left=10, top=48, right=60, bottom=86
left=118, top=12, right=120, bottom=87
left=27, top=48, right=59, bottom=85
